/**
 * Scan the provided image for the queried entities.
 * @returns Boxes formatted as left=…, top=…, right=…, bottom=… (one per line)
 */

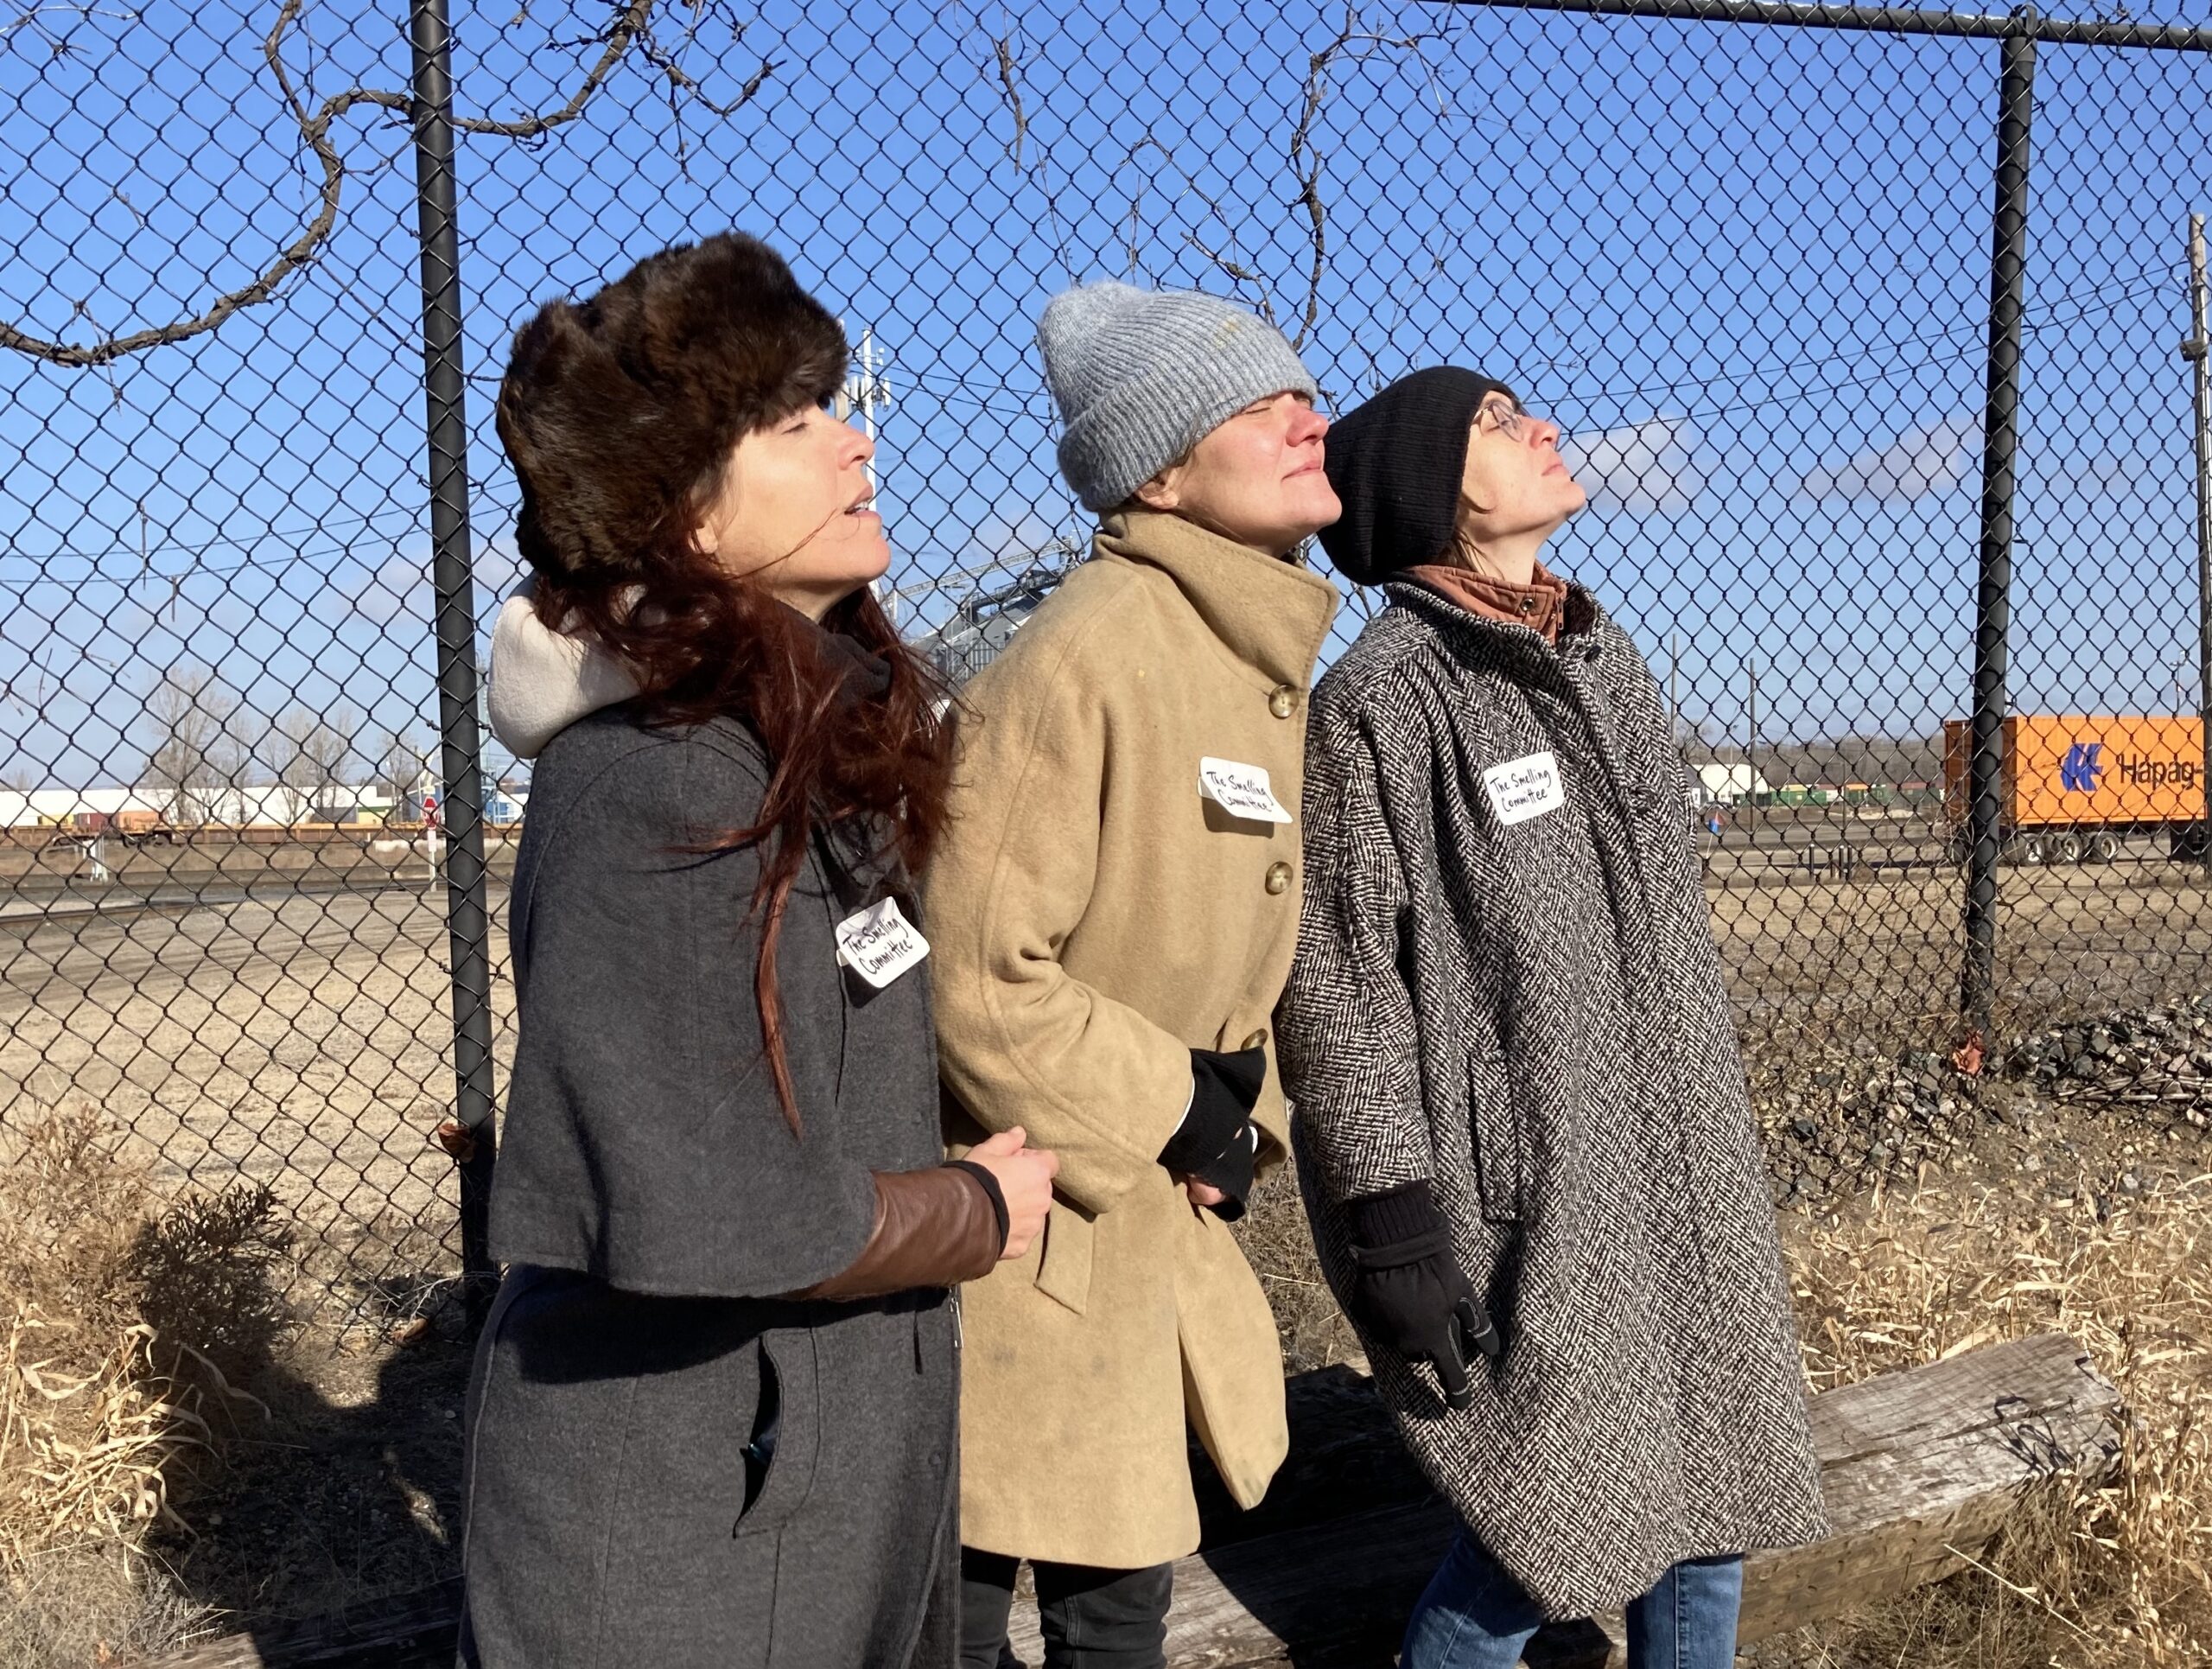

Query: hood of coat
left=486, top=582, right=644, bottom=761
left=485, top=579, right=892, bottom=761
left=1316, top=366, right=1510, bottom=589
left=1091, top=508, right=1339, bottom=694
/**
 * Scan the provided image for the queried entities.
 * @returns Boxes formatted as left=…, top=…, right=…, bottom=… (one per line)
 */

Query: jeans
left=1402, top=1529, right=1745, bottom=1669
left=957, top=1547, right=1173, bottom=1669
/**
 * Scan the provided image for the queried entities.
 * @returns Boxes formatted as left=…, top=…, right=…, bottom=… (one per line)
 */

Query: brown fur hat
left=495, top=233, right=849, bottom=581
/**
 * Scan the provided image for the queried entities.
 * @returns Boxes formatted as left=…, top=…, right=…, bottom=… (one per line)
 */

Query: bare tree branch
left=1286, top=41, right=1332, bottom=351
left=969, top=20, right=1073, bottom=271
left=1, top=2, right=138, bottom=51
left=1184, top=233, right=1278, bottom=329
left=142, top=664, right=244, bottom=825
left=655, top=49, right=777, bottom=118
left=379, top=727, right=435, bottom=802
left=992, top=35, right=1027, bottom=169
left=632, top=10, right=778, bottom=175
left=1112, top=136, right=1172, bottom=280
left=269, top=702, right=358, bottom=804
left=1281, top=16, right=1455, bottom=349
left=5, top=0, right=778, bottom=368
left=454, top=0, right=647, bottom=137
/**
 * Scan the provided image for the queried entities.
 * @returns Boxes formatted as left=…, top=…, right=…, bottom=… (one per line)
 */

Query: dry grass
left=0, top=1545, right=210, bottom=1669
left=1234, top=1161, right=1357, bottom=1373
left=1781, top=1170, right=2212, bottom=1667
left=0, top=1105, right=289, bottom=1665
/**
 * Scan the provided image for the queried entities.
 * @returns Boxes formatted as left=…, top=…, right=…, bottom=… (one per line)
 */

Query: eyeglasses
left=1474, top=397, right=1532, bottom=442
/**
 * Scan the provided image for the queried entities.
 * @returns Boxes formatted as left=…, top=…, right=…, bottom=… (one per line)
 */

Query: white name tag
left=1198, top=756, right=1294, bottom=825
left=1482, top=752, right=1566, bottom=825
left=835, top=896, right=930, bottom=988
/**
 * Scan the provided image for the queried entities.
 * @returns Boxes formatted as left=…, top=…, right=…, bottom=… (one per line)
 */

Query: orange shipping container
left=1943, top=715, right=2208, bottom=831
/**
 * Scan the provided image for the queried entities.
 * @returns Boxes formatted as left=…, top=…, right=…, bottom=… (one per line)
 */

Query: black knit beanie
left=1319, top=366, right=1513, bottom=588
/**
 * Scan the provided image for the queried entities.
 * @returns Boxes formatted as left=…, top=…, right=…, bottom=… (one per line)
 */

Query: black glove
left=1346, top=1180, right=1500, bottom=1409
left=1158, top=1047, right=1265, bottom=1222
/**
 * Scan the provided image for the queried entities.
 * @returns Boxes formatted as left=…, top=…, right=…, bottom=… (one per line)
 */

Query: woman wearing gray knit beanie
left=926, top=280, right=1341, bottom=1667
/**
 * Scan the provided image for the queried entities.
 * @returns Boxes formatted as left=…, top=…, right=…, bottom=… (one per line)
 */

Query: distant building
left=1694, top=762, right=1773, bottom=806
left=0, top=782, right=408, bottom=828
left=0, top=787, right=166, bottom=827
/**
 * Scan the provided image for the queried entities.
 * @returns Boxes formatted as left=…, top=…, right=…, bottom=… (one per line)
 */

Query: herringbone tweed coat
left=1274, top=579, right=1828, bottom=1619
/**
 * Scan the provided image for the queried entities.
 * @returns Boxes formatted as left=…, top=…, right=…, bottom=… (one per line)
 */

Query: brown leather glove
left=794, top=1163, right=1007, bottom=1301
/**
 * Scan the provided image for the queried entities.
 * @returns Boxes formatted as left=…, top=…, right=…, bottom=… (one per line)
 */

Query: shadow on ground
left=147, top=1291, right=474, bottom=1658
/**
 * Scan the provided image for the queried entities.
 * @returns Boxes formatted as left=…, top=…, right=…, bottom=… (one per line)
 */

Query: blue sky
left=4, top=0, right=2211, bottom=789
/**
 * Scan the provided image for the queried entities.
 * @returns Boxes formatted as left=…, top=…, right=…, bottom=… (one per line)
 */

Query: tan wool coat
left=928, top=509, right=1339, bottom=1570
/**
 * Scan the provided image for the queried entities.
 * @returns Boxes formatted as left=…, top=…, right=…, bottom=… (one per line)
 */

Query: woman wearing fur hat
left=1274, top=367, right=1827, bottom=1668
left=926, top=282, right=1340, bottom=1668
left=456, top=233, right=1057, bottom=1669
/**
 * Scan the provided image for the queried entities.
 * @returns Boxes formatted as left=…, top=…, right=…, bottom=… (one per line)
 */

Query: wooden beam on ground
left=1006, top=1331, right=2120, bottom=1667
left=136, top=1333, right=2118, bottom=1669
left=1734, top=1329, right=2119, bottom=1643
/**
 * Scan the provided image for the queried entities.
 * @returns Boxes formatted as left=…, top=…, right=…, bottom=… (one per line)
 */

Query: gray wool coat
left=458, top=710, right=958, bottom=1669
left=1274, top=582, right=1828, bottom=1619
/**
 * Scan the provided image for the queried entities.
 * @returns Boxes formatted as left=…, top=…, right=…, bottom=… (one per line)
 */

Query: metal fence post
left=1961, top=7, right=2038, bottom=1041
left=408, top=0, right=499, bottom=1318
left=2184, top=213, right=2212, bottom=872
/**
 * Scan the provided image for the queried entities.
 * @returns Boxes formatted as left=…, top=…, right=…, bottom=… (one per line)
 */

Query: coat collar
left=1093, top=509, right=1340, bottom=691
left=1383, top=573, right=1605, bottom=666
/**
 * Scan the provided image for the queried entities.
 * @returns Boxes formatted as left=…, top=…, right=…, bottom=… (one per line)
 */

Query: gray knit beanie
left=1036, top=281, right=1319, bottom=512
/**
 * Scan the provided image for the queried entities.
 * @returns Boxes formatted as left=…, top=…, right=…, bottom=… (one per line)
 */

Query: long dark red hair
left=535, top=525, right=952, bottom=1133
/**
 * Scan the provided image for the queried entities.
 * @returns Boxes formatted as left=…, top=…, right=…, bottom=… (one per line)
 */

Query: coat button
left=1264, top=861, right=1293, bottom=895
left=1268, top=685, right=1297, bottom=719
left=1241, top=1029, right=1268, bottom=1052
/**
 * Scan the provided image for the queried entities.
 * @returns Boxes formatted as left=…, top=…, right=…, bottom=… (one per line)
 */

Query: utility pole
left=1745, top=655, right=1759, bottom=838
left=857, top=325, right=886, bottom=488
left=1669, top=631, right=1681, bottom=743
left=843, top=322, right=898, bottom=624
left=2183, top=213, right=2212, bottom=872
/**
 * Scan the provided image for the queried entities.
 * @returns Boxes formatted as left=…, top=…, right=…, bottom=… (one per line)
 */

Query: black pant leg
left=1032, top=1560, right=1173, bottom=1669
left=957, top=1547, right=1026, bottom=1669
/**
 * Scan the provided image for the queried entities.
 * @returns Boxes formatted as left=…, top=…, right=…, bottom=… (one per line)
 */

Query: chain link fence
left=6, top=0, right=2212, bottom=1318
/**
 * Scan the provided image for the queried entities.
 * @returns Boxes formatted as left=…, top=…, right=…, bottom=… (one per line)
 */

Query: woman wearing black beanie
left=1274, top=367, right=1827, bottom=1667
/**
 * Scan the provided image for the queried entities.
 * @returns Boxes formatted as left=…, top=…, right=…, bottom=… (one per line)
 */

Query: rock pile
left=2001, top=992, right=2212, bottom=1131
left=1749, top=992, right=2212, bottom=1207
left=1749, top=1040, right=1974, bottom=1207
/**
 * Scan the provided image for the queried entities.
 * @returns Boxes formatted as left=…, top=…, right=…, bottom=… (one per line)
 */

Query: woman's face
left=1136, top=392, right=1340, bottom=556
left=1457, top=392, right=1587, bottom=548
left=693, top=403, right=888, bottom=618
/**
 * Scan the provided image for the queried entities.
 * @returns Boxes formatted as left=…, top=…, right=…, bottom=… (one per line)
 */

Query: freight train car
left=1942, top=715, right=2209, bottom=863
